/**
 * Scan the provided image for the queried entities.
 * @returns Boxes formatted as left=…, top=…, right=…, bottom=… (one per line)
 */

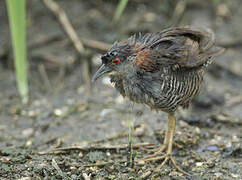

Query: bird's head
left=92, top=41, right=132, bottom=82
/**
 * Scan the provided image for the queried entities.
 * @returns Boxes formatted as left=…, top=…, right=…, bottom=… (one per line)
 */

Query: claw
left=136, top=113, right=191, bottom=176
left=155, top=155, right=191, bottom=176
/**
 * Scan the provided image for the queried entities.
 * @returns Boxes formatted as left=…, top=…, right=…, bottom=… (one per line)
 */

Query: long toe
left=139, top=144, right=167, bottom=154
left=155, top=154, right=191, bottom=176
left=136, top=144, right=168, bottom=162
left=136, top=154, right=167, bottom=163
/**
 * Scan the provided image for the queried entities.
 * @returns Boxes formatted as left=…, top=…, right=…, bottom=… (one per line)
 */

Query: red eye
left=112, top=58, right=120, bottom=65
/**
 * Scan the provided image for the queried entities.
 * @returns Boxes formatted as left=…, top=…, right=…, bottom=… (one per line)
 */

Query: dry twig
left=28, top=34, right=62, bottom=51
left=42, top=0, right=93, bottom=90
left=52, top=158, right=68, bottom=179
left=42, top=0, right=84, bottom=55
left=212, top=62, right=242, bottom=78
left=41, top=0, right=111, bottom=53
left=225, top=95, right=242, bottom=107
left=140, top=170, right=152, bottom=179
left=38, top=142, right=154, bottom=155
left=171, top=0, right=187, bottom=26
left=84, top=161, right=114, bottom=167
left=92, top=131, right=127, bottom=144
left=81, top=38, right=111, bottom=52
left=211, top=114, right=242, bottom=125
left=38, top=64, right=52, bottom=90
left=218, top=39, right=242, bottom=48
left=28, top=33, right=111, bottom=52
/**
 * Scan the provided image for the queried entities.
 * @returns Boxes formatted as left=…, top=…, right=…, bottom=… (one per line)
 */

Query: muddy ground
left=0, top=0, right=241, bottom=179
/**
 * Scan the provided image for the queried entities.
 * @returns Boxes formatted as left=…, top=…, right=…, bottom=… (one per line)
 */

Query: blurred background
left=0, top=0, right=241, bottom=179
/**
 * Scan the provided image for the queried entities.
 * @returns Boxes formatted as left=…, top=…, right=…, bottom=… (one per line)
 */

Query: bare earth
left=0, top=0, right=241, bottom=179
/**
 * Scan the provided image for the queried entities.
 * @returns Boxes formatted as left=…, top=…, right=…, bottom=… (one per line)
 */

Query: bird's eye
left=112, top=58, right=120, bottom=65
left=110, top=51, right=118, bottom=57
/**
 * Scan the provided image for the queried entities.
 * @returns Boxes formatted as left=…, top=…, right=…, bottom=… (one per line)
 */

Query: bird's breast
left=121, top=73, right=164, bottom=109
left=110, top=68, right=205, bottom=113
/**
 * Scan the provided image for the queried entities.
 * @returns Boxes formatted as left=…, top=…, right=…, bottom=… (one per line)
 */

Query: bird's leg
left=138, top=128, right=168, bottom=155
left=137, top=113, right=173, bottom=160
left=137, top=113, right=190, bottom=175
left=138, top=135, right=167, bottom=153
left=138, top=116, right=171, bottom=154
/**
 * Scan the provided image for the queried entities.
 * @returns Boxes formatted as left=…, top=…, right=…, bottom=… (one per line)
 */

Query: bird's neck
left=119, top=62, right=137, bottom=80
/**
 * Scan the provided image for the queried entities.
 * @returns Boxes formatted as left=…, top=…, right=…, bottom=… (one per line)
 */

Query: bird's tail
left=201, top=28, right=225, bottom=59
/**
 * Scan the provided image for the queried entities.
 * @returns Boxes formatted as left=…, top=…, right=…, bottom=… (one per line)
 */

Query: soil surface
left=0, top=0, right=241, bottom=179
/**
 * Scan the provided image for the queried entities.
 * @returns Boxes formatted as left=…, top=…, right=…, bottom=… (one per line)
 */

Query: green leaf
left=6, top=0, right=28, bottom=104
left=113, top=0, right=129, bottom=23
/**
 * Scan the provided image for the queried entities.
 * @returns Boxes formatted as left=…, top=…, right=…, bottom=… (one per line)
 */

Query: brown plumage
left=92, top=27, right=224, bottom=175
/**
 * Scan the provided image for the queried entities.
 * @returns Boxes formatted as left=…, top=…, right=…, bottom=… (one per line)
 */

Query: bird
left=92, top=27, right=224, bottom=175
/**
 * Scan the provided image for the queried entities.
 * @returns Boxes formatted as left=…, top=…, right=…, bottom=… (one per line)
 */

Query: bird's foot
left=136, top=153, right=190, bottom=176
left=155, top=154, right=191, bottom=176
left=136, top=113, right=191, bottom=176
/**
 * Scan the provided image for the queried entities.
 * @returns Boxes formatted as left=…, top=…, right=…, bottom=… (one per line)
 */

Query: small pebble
left=231, top=173, right=239, bottom=178
left=179, top=120, right=189, bottom=127
left=196, top=162, right=203, bottom=167
left=70, top=166, right=76, bottom=170
left=18, top=178, right=31, bottom=180
left=217, top=3, right=230, bottom=17
left=77, top=86, right=85, bottom=94
left=169, top=171, right=183, bottom=176
left=206, top=145, right=218, bottom=151
left=134, top=124, right=145, bottom=137
left=22, top=128, right=34, bottom=138
left=137, top=160, right=145, bottom=165
left=54, top=109, right=63, bottom=116
left=78, top=152, right=83, bottom=157
left=25, top=140, right=32, bottom=147
left=214, top=172, right=223, bottom=177
left=140, top=170, right=152, bottom=179
left=100, top=109, right=114, bottom=117
left=195, top=127, right=201, bottom=134
left=144, top=12, right=156, bottom=22
left=127, top=167, right=135, bottom=172
left=71, top=174, right=77, bottom=179
left=232, top=135, right=239, bottom=142
left=28, top=110, right=37, bottom=117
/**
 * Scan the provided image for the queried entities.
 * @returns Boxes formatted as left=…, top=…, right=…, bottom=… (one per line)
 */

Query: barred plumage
left=106, top=27, right=224, bottom=113
left=113, top=65, right=204, bottom=113
left=92, top=27, right=224, bottom=174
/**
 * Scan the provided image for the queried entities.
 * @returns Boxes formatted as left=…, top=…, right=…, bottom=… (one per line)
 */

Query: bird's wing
left=134, top=27, right=224, bottom=71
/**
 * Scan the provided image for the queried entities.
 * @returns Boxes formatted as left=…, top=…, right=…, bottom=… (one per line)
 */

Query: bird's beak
left=92, top=64, right=112, bottom=82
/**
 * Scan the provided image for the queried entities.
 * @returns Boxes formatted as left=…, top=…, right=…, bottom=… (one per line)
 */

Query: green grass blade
left=113, top=0, right=129, bottom=23
left=128, top=117, right=133, bottom=166
left=127, top=104, right=134, bottom=167
left=6, top=0, right=28, bottom=104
